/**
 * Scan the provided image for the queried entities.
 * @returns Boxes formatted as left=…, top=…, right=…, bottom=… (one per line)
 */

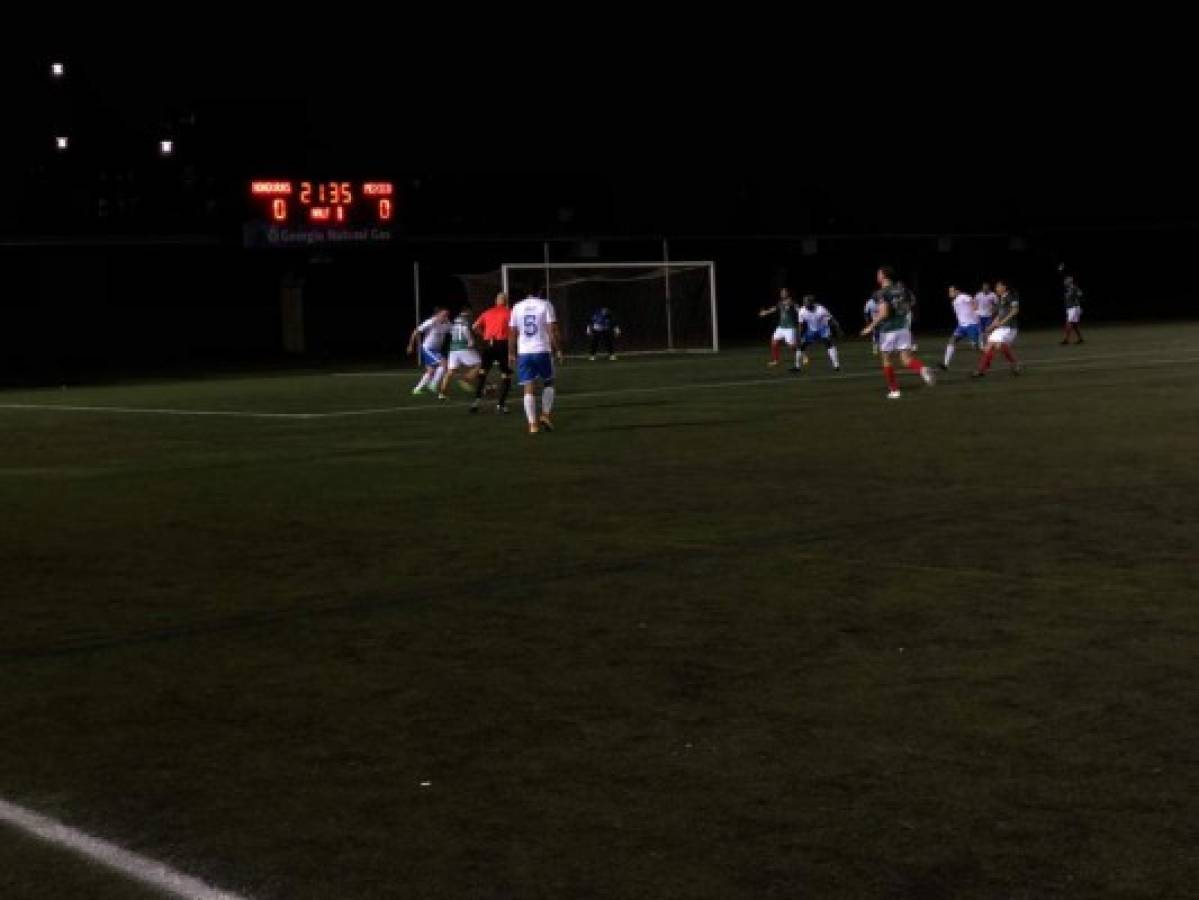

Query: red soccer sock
left=770, top=343, right=780, bottom=363
left=1001, top=346, right=1017, bottom=363
left=978, top=348, right=995, bottom=372
left=883, top=365, right=899, bottom=391
left=906, top=358, right=925, bottom=373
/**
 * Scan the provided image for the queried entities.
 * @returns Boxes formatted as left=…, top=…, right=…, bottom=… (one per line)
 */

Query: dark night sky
left=9, top=25, right=1194, bottom=236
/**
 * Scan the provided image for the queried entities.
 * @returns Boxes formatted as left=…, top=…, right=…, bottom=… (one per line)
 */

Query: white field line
left=1, top=349, right=1197, bottom=420
left=0, top=796, right=250, bottom=900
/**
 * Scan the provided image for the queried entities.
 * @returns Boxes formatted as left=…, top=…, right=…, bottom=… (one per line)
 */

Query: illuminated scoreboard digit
left=246, top=180, right=395, bottom=246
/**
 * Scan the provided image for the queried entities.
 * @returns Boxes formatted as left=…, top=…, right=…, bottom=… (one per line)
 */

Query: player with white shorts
left=975, top=283, right=998, bottom=334
left=940, top=286, right=982, bottom=371
left=798, top=295, right=842, bottom=371
left=861, top=267, right=935, bottom=399
left=508, top=287, right=563, bottom=434
left=438, top=307, right=482, bottom=399
left=758, top=288, right=803, bottom=371
left=1061, top=275, right=1084, bottom=344
left=973, top=279, right=1022, bottom=377
left=407, top=307, right=451, bottom=396
left=863, top=296, right=881, bottom=354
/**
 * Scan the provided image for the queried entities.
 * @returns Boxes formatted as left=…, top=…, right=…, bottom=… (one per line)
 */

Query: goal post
left=498, top=261, right=719, bottom=355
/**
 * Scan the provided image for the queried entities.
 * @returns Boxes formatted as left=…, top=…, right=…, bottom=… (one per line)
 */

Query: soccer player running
left=860, top=266, right=935, bottom=399
left=1061, top=274, right=1085, bottom=345
left=863, top=295, right=881, bottom=355
left=976, top=282, right=998, bottom=334
left=587, top=306, right=620, bottom=360
left=973, top=279, right=1022, bottom=377
left=407, top=307, right=451, bottom=396
left=758, top=288, right=803, bottom=371
left=471, top=292, right=514, bottom=414
left=939, top=285, right=982, bottom=371
left=798, top=295, right=842, bottom=371
left=508, top=286, right=564, bottom=434
left=438, top=305, right=483, bottom=400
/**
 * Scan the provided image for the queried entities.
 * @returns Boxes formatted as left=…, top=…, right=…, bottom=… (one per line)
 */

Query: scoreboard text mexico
left=244, top=179, right=395, bottom=247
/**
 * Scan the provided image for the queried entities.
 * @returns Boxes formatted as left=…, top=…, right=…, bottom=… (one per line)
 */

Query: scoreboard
left=244, top=179, right=395, bottom=247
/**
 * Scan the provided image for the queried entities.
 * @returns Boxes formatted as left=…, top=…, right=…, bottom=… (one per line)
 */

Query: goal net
left=492, top=262, right=719, bottom=355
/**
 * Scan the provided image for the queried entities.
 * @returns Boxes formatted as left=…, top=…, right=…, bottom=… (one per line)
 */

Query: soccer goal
left=499, top=262, right=719, bottom=355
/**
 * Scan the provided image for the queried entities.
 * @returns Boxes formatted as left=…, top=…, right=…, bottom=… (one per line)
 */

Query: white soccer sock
left=542, top=386, right=555, bottom=415
left=794, top=349, right=802, bottom=367
left=944, top=343, right=956, bottom=367
left=828, top=346, right=840, bottom=368
left=432, top=365, right=446, bottom=388
left=416, top=372, right=431, bottom=391
left=523, top=393, right=537, bottom=424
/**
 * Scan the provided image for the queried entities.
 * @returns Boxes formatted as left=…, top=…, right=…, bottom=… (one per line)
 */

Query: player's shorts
left=517, top=352, right=555, bottom=385
left=772, top=327, right=798, bottom=345
left=878, top=328, right=913, bottom=353
left=953, top=324, right=981, bottom=344
left=978, top=315, right=994, bottom=332
left=419, top=346, right=445, bottom=367
left=800, top=328, right=832, bottom=346
left=448, top=349, right=481, bottom=370
left=480, top=340, right=512, bottom=374
left=987, top=326, right=1018, bottom=346
left=1066, top=305, right=1082, bottom=324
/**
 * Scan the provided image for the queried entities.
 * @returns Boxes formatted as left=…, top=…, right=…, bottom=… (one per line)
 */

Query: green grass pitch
left=2, top=323, right=1198, bottom=898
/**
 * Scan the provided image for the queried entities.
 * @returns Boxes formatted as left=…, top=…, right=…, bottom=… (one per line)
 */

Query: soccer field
left=2, top=323, right=1198, bottom=899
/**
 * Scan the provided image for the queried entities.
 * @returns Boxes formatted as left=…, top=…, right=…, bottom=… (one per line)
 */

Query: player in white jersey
left=797, top=295, right=842, bottom=371
left=975, top=283, right=998, bottom=333
left=863, top=296, right=881, bottom=354
left=508, top=287, right=564, bottom=434
left=407, top=307, right=451, bottom=396
left=939, top=286, right=982, bottom=371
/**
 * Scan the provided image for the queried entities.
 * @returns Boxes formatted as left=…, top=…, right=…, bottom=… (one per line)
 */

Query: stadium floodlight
left=51, top=62, right=65, bottom=78
left=159, top=139, right=174, bottom=156
left=55, top=135, right=68, bottom=151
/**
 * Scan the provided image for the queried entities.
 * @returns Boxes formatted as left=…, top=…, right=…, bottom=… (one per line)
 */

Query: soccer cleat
left=496, top=404, right=509, bottom=414
left=589, top=356, right=596, bottom=361
left=411, top=387, right=423, bottom=396
left=887, top=390, right=901, bottom=399
left=767, top=360, right=780, bottom=367
left=938, top=363, right=949, bottom=371
left=538, top=415, right=554, bottom=433
left=1011, top=363, right=1023, bottom=376
left=920, top=366, right=936, bottom=386
left=437, top=393, right=448, bottom=401
left=788, top=366, right=801, bottom=373
left=971, top=370, right=986, bottom=378
left=833, top=365, right=841, bottom=372
left=469, top=401, right=480, bottom=414
left=528, top=424, right=540, bottom=434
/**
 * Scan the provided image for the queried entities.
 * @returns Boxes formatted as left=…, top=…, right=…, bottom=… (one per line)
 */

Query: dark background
left=3, top=30, right=1194, bottom=380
